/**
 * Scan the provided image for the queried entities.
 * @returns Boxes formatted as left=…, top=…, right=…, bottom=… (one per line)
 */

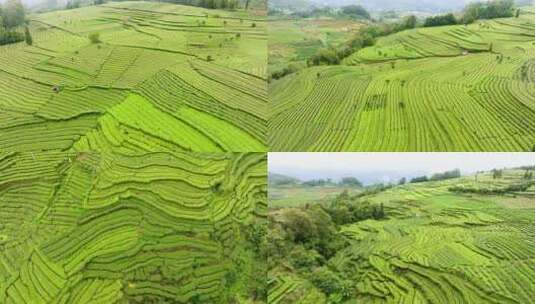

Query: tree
left=281, top=209, right=318, bottom=244
left=404, top=15, right=417, bottom=29
left=309, top=267, right=343, bottom=295
left=398, top=177, right=406, bottom=185
left=430, top=169, right=461, bottom=181
left=2, top=0, right=26, bottom=29
left=340, top=177, right=362, bottom=187
left=492, top=169, right=503, bottom=179
left=374, top=203, right=385, bottom=219
left=66, top=0, right=81, bottom=9
left=424, top=13, right=457, bottom=27
left=310, top=48, right=340, bottom=66
left=289, top=246, right=324, bottom=270
left=24, top=25, right=32, bottom=45
left=516, top=9, right=520, bottom=18
left=410, top=175, right=429, bottom=183
left=463, top=0, right=515, bottom=23
left=0, top=29, right=24, bottom=45
left=341, top=5, right=370, bottom=20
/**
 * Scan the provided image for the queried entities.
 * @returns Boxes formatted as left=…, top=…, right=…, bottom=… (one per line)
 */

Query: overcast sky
left=270, top=153, right=535, bottom=184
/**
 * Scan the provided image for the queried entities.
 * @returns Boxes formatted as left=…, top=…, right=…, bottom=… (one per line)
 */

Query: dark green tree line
left=0, top=0, right=26, bottom=46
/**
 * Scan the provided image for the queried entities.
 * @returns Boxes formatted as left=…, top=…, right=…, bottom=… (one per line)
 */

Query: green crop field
left=0, top=151, right=267, bottom=303
left=0, top=1, right=267, bottom=153
left=268, top=169, right=535, bottom=303
left=269, top=8, right=535, bottom=151
left=269, top=18, right=363, bottom=74
left=269, top=184, right=362, bottom=208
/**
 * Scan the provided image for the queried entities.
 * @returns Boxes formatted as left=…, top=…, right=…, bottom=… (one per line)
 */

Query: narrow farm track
left=0, top=151, right=267, bottom=303
left=270, top=11, right=535, bottom=151
left=0, top=1, right=267, bottom=153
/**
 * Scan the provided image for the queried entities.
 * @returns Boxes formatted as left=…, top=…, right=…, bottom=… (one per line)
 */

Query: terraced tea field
left=269, top=9, right=535, bottom=151
left=0, top=151, right=267, bottom=303
left=0, top=1, right=267, bottom=153
left=269, top=169, right=535, bottom=303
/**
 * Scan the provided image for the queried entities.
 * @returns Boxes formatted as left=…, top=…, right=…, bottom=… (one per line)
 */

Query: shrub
left=0, top=29, right=24, bottom=46
left=88, top=32, right=100, bottom=44
left=309, top=267, right=343, bottom=295
left=424, top=13, right=457, bottom=27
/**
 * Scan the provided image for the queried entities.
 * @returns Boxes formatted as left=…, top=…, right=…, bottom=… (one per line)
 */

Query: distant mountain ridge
left=269, top=172, right=301, bottom=185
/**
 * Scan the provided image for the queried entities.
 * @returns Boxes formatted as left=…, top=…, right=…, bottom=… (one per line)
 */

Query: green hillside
left=268, top=168, right=535, bottom=303
left=0, top=1, right=267, bottom=153
left=0, top=151, right=267, bottom=303
left=270, top=8, right=535, bottom=151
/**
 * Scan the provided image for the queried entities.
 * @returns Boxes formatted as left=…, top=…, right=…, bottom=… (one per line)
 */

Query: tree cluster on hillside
left=268, top=195, right=386, bottom=302
left=327, top=191, right=385, bottom=225
left=430, top=169, right=461, bottom=181
left=463, top=0, right=515, bottom=23
left=449, top=182, right=532, bottom=195
left=340, top=5, right=370, bottom=20
left=157, top=0, right=241, bottom=10
left=306, top=15, right=418, bottom=67
left=301, top=177, right=363, bottom=188
left=269, top=173, right=300, bottom=186
left=492, top=169, right=503, bottom=179
left=239, top=220, right=268, bottom=301
left=424, top=13, right=457, bottom=27
left=410, top=169, right=461, bottom=183
left=410, top=175, right=429, bottom=183
left=423, top=0, right=516, bottom=27
left=302, top=178, right=336, bottom=187
left=340, top=177, right=363, bottom=187
left=0, top=0, right=27, bottom=46
left=270, top=4, right=371, bottom=20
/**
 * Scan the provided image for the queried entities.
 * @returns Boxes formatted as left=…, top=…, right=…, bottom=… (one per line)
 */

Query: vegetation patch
left=268, top=167, right=535, bottom=303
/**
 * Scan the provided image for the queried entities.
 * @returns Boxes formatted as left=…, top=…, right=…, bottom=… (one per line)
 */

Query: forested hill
left=269, top=173, right=301, bottom=185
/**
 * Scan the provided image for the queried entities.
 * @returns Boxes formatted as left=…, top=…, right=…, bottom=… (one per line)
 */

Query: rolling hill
left=0, top=1, right=267, bottom=153
left=268, top=168, right=535, bottom=303
left=269, top=8, right=535, bottom=151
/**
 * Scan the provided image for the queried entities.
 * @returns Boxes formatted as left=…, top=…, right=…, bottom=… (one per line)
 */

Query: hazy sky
left=270, top=153, right=535, bottom=184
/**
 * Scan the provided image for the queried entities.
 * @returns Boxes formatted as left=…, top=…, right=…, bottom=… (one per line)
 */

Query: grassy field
left=269, top=184, right=361, bottom=208
left=0, top=151, right=267, bottom=303
left=268, top=169, right=535, bottom=303
left=0, top=1, right=267, bottom=153
left=268, top=18, right=363, bottom=74
left=269, top=8, right=535, bottom=151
